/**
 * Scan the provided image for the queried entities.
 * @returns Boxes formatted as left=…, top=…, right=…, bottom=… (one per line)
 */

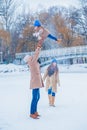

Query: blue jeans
left=48, top=87, right=55, bottom=96
left=30, top=88, right=40, bottom=114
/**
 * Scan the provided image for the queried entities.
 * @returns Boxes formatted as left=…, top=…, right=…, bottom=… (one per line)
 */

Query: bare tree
left=0, top=0, right=22, bottom=62
left=79, top=0, right=87, bottom=42
left=68, top=1, right=87, bottom=44
left=0, top=0, right=3, bottom=16
left=53, top=10, right=84, bottom=47
left=0, top=0, right=19, bottom=31
left=10, top=12, right=35, bottom=53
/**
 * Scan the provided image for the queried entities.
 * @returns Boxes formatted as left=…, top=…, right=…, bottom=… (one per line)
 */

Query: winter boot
left=51, top=96, right=55, bottom=107
left=48, top=94, right=52, bottom=106
left=35, top=112, right=40, bottom=117
left=30, top=114, right=39, bottom=119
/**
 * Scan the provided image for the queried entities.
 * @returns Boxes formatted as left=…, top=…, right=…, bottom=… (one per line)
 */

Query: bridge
left=15, top=45, right=87, bottom=65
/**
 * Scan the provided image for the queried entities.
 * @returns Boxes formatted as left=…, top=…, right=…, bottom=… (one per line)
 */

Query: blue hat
left=52, top=59, right=57, bottom=64
left=34, top=20, right=41, bottom=27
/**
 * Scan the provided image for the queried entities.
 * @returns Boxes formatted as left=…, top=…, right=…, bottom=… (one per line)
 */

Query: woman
left=43, top=59, right=60, bottom=107
left=24, top=47, right=44, bottom=119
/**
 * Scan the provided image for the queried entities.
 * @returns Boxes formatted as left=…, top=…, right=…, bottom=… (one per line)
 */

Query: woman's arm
left=32, top=47, right=41, bottom=62
left=57, top=72, right=60, bottom=86
left=43, top=69, right=48, bottom=81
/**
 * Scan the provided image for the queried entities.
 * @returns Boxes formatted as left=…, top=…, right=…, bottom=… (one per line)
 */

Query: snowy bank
left=0, top=63, right=87, bottom=74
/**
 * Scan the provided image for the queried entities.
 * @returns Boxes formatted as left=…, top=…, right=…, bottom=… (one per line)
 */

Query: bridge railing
left=40, top=45, right=87, bottom=57
left=15, top=45, right=87, bottom=59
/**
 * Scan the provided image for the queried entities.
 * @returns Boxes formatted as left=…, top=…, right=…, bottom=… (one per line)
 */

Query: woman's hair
left=47, top=63, right=58, bottom=77
left=37, top=58, right=41, bottom=64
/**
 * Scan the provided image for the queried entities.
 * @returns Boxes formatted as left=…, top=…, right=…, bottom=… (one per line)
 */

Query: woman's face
left=29, top=56, right=33, bottom=61
left=52, top=62, right=57, bottom=67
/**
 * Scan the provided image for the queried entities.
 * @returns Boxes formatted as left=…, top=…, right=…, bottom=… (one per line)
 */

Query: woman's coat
left=27, top=48, right=44, bottom=89
left=43, top=69, right=60, bottom=92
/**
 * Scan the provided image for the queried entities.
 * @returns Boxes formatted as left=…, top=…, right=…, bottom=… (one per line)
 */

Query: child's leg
left=51, top=92, right=56, bottom=106
left=48, top=88, right=52, bottom=105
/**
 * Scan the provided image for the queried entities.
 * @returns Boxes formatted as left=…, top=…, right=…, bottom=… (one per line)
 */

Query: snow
left=0, top=63, right=29, bottom=74
left=0, top=63, right=87, bottom=130
left=0, top=63, right=87, bottom=74
left=41, top=63, right=87, bottom=73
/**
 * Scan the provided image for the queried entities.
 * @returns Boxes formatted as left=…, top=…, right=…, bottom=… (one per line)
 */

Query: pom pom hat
left=52, top=59, right=57, bottom=64
left=34, top=20, right=41, bottom=27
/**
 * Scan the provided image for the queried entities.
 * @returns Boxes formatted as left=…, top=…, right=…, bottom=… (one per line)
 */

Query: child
left=33, top=20, right=62, bottom=48
left=43, top=59, right=60, bottom=107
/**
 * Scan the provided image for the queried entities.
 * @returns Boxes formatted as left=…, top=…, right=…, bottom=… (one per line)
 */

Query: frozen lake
left=0, top=72, right=87, bottom=130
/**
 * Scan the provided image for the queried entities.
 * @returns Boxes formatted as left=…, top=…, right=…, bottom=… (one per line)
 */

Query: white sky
left=22, top=0, right=80, bottom=12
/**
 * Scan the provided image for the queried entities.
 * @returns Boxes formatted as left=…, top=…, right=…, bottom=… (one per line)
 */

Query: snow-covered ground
left=0, top=63, right=87, bottom=74
left=0, top=64, right=87, bottom=130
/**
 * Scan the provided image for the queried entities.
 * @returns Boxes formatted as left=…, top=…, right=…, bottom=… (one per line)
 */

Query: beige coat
left=37, top=27, right=50, bottom=47
left=27, top=48, right=44, bottom=89
left=43, top=69, right=60, bottom=92
left=39, top=26, right=50, bottom=40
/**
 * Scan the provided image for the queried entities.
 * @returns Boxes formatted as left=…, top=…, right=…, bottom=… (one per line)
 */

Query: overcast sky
left=22, top=0, right=80, bottom=12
